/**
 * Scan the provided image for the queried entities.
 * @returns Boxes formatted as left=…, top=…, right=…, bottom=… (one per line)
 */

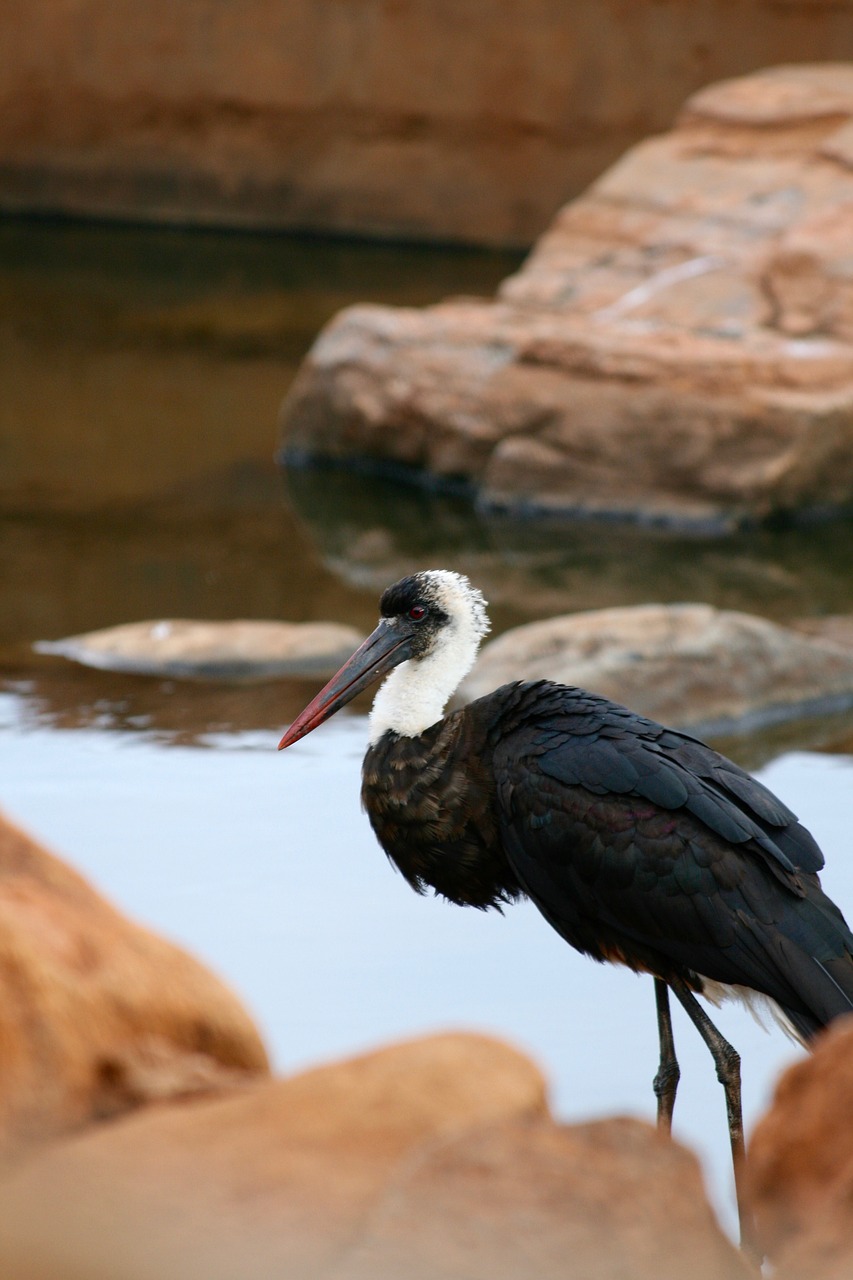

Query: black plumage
left=364, top=679, right=853, bottom=1043
left=279, top=569, right=853, bottom=1254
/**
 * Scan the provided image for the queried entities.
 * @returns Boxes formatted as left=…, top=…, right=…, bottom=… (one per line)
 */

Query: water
left=2, top=712, right=851, bottom=1235
left=1, top=218, right=853, bottom=1237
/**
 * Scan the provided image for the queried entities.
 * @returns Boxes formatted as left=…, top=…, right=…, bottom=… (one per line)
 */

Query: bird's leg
left=668, top=976, right=760, bottom=1261
left=652, top=978, right=680, bottom=1135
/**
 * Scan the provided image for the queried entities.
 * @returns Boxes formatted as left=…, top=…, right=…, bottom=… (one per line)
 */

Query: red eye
left=408, top=605, right=427, bottom=621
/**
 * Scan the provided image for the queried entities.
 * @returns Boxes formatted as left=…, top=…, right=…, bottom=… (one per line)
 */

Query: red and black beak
left=278, top=620, right=413, bottom=749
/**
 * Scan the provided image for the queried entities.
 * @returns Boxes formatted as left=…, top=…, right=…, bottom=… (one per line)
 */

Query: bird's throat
left=368, top=628, right=480, bottom=744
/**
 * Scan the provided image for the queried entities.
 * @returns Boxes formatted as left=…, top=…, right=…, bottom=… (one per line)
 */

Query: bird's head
left=278, top=570, right=490, bottom=748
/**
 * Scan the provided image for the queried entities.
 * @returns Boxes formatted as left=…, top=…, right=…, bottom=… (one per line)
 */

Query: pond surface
left=1, top=219, right=852, bottom=1237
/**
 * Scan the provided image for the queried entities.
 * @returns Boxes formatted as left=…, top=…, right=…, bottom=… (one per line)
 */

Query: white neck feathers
left=368, top=572, right=489, bottom=744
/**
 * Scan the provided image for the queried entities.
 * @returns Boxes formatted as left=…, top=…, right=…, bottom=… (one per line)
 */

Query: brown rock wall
left=4, top=2, right=853, bottom=243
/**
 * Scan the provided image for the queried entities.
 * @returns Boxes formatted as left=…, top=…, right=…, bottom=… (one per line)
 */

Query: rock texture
left=334, top=1116, right=749, bottom=1280
left=36, top=619, right=366, bottom=682
left=0, top=812, right=269, bottom=1161
left=748, top=1017, right=853, bottom=1279
left=459, top=602, right=853, bottom=735
left=0, top=1032, right=747, bottom=1280
left=281, top=64, right=853, bottom=526
left=4, top=4, right=853, bottom=244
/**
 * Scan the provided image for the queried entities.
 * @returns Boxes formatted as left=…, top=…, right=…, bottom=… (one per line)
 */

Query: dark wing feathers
left=489, top=682, right=853, bottom=1034
left=537, top=715, right=799, bottom=878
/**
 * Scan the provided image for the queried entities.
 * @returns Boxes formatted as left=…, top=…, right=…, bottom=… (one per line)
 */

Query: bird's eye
left=408, top=605, right=427, bottom=622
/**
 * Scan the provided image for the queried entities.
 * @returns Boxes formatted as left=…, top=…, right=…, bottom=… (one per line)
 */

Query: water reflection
left=0, top=219, right=520, bottom=510
left=2, top=218, right=853, bottom=760
left=285, top=467, right=853, bottom=633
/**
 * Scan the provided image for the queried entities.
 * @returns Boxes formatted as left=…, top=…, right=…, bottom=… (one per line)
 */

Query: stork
left=279, top=569, right=853, bottom=1254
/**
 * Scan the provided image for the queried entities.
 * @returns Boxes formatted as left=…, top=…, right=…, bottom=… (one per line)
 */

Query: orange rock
left=0, top=812, right=269, bottom=1159
left=0, top=1033, right=747, bottom=1280
left=748, top=1016, right=853, bottom=1278
left=339, top=1116, right=750, bottom=1280
left=0, top=1031, right=549, bottom=1279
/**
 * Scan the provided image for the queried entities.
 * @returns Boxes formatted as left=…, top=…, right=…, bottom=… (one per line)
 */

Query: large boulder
left=0, top=813, right=269, bottom=1160
left=748, top=1017, right=853, bottom=1278
left=459, top=602, right=853, bottom=735
left=0, top=1032, right=747, bottom=1280
left=281, top=64, right=853, bottom=527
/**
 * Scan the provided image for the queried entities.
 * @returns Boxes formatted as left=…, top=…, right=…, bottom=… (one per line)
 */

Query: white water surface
left=1, top=709, right=851, bottom=1236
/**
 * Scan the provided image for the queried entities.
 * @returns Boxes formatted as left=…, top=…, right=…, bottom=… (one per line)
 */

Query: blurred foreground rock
left=460, top=603, right=853, bottom=735
left=332, top=1115, right=749, bottom=1280
left=36, top=618, right=365, bottom=682
left=0, top=1032, right=747, bottom=1280
left=748, top=1017, right=853, bottom=1279
left=0, top=813, right=269, bottom=1160
left=281, top=64, right=853, bottom=527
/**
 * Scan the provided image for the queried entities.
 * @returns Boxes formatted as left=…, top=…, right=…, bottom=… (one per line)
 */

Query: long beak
left=278, top=621, right=412, bottom=749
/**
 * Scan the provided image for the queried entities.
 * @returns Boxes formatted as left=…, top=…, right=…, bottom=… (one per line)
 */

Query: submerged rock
left=0, top=1032, right=747, bottom=1280
left=281, top=64, right=853, bottom=527
left=0, top=813, right=269, bottom=1161
left=35, top=618, right=365, bottom=682
left=459, top=602, right=853, bottom=735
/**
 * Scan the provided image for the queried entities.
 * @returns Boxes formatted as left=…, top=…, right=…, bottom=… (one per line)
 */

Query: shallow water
left=1, top=219, right=853, bottom=1238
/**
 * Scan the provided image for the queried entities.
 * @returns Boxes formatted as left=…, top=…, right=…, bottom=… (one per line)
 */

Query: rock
left=5, top=8, right=853, bottom=244
left=748, top=1017, right=853, bottom=1278
left=35, top=618, right=365, bottom=682
left=458, top=602, right=853, bottom=735
left=4, top=6, right=850, bottom=244
left=0, top=1031, right=549, bottom=1280
left=338, top=1117, right=749, bottom=1280
left=0, top=812, right=269, bottom=1160
left=281, top=64, right=853, bottom=526
left=792, top=613, right=853, bottom=653
left=0, top=1031, right=747, bottom=1280
left=283, top=468, right=853, bottom=630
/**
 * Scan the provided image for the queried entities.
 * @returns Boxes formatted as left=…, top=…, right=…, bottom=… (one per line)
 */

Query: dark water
left=1, top=219, right=852, bottom=1238
left=3, top=218, right=853, bottom=673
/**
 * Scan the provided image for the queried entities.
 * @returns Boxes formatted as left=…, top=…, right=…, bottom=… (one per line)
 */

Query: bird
left=279, top=568, right=853, bottom=1253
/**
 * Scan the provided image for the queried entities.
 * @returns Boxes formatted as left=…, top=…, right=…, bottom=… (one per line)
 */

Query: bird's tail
left=773, top=883, right=853, bottom=1043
